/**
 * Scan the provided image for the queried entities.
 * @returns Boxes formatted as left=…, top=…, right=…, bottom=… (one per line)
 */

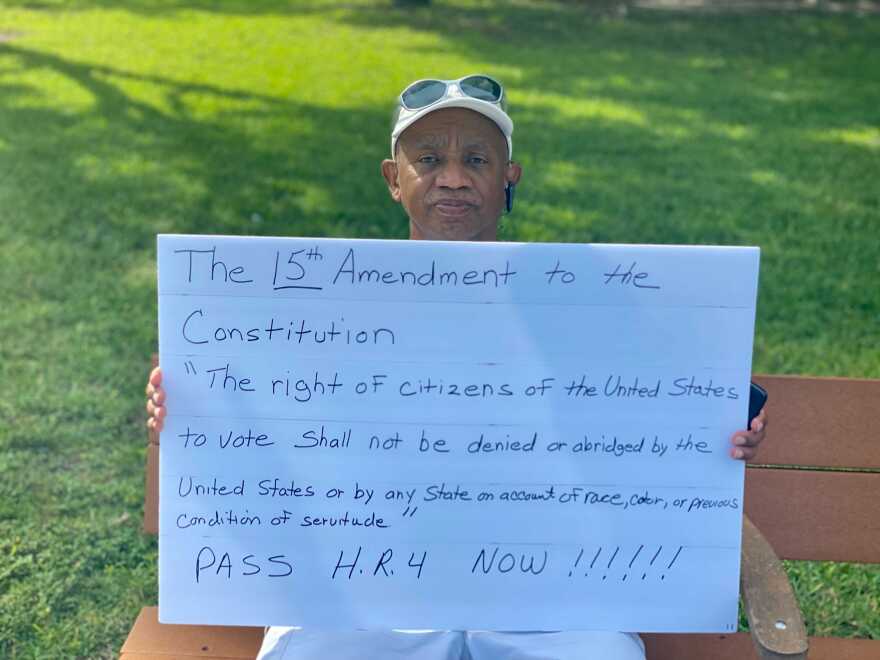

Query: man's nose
left=436, top=159, right=471, bottom=189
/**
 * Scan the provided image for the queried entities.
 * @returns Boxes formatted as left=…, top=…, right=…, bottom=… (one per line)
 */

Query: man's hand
left=146, top=366, right=166, bottom=435
left=730, top=407, right=767, bottom=461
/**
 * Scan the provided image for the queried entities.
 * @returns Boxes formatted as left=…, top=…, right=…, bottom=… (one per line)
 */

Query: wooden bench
left=121, top=371, right=880, bottom=659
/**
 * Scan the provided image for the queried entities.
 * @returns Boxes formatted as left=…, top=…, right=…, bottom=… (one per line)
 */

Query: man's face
left=382, top=107, right=522, bottom=241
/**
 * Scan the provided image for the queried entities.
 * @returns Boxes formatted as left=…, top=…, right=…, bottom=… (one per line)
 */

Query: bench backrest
left=745, top=375, right=879, bottom=564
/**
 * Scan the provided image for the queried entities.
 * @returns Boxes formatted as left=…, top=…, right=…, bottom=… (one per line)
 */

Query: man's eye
left=468, top=156, right=488, bottom=165
left=418, top=155, right=439, bottom=164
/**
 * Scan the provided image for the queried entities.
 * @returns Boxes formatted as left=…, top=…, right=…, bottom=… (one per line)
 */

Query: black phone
left=748, top=382, right=768, bottom=428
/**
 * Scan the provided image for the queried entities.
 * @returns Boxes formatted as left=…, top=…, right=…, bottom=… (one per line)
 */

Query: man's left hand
left=730, top=407, right=767, bottom=460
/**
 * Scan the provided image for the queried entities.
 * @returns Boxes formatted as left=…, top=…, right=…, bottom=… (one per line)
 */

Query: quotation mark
left=184, top=360, right=198, bottom=375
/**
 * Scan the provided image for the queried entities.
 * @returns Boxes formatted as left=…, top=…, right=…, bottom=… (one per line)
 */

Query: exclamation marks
left=568, top=548, right=584, bottom=577
left=566, top=544, right=685, bottom=582
left=644, top=545, right=663, bottom=580
left=589, top=546, right=602, bottom=576
left=604, top=546, right=619, bottom=581
left=662, top=546, right=683, bottom=581
left=623, top=544, right=644, bottom=582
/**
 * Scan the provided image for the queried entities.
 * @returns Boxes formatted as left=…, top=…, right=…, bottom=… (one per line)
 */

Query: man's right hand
left=146, top=366, right=166, bottom=435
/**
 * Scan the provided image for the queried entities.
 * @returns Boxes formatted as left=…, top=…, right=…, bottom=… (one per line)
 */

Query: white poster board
left=157, top=234, right=759, bottom=633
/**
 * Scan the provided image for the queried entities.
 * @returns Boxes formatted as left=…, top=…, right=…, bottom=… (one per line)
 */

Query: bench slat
left=751, top=375, right=880, bottom=469
left=745, top=467, right=880, bottom=563
left=120, top=607, right=263, bottom=659
left=644, top=632, right=879, bottom=660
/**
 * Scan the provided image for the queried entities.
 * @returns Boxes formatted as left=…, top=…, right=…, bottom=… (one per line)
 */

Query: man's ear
left=381, top=159, right=401, bottom=203
left=505, top=161, right=523, bottom=187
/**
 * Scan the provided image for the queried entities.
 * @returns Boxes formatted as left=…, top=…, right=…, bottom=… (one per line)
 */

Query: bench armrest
left=741, top=514, right=809, bottom=659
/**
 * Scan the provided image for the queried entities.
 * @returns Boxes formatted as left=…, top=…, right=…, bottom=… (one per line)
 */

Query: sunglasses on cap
left=399, top=75, right=506, bottom=112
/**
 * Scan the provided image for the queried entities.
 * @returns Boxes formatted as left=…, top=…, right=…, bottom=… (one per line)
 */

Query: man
left=147, top=75, right=767, bottom=659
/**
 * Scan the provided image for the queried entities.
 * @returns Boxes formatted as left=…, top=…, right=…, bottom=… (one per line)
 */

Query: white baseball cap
left=391, top=75, right=513, bottom=159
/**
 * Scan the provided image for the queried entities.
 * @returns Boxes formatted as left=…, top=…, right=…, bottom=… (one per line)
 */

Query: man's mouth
left=433, top=199, right=475, bottom=217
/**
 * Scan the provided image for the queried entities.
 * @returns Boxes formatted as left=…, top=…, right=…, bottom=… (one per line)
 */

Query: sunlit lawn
left=1, top=0, right=878, bottom=656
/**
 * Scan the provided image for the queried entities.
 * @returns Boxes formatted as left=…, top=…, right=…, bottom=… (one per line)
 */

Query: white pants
left=257, top=627, right=646, bottom=660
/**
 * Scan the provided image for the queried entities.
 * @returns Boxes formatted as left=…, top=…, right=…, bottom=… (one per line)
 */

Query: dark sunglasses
left=400, top=75, right=506, bottom=111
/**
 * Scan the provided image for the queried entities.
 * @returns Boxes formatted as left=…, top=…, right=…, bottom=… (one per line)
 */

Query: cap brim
left=391, top=97, right=513, bottom=158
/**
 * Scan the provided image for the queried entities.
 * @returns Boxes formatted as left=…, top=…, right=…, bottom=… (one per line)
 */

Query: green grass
left=1, top=0, right=878, bottom=656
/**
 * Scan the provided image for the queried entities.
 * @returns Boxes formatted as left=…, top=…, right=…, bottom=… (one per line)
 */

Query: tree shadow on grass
left=0, top=42, right=404, bottom=244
